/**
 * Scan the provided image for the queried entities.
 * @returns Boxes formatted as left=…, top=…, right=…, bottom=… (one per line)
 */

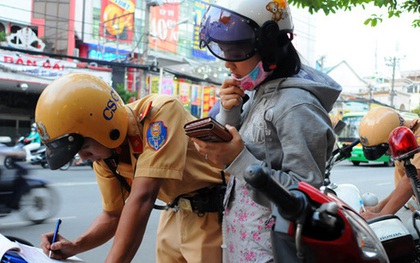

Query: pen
left=49, top=218, right=62, bottom=258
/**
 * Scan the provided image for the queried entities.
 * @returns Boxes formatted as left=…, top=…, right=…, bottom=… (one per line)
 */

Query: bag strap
left=104, top=158, right=131, bottom=193
left=103, top=158, right=168, bottom=210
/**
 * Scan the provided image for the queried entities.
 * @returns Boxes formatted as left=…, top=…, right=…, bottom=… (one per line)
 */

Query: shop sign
left=101, top=0, right=135, bottom=43
left=149, top=3, right=180, bottom=53
left=0, top=50, right=76, bottom=79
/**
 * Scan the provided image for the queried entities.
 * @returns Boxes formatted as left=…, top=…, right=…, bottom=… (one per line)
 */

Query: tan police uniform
left=93, top=94, right=226, bottom=263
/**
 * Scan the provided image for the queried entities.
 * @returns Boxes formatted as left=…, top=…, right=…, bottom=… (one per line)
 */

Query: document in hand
left=0, top=233, right=84, bottom=263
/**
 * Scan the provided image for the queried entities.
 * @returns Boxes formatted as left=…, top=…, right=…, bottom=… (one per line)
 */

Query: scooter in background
left=2, top=137, right=48, bottom=169
left=0, top=162, right=59, bottom=224
left=1, top=137, right=72, bottom=171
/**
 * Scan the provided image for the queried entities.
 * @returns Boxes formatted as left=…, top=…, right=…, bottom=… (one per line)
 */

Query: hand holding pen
left=49, top=218, right=62, bottom=258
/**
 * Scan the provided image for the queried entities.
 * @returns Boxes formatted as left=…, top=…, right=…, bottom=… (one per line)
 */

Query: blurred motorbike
left=2, top=137, right=71, bottom=170
left=2, top=136, right=48, bottom=169
left=0, top=162, right=59, bottom=224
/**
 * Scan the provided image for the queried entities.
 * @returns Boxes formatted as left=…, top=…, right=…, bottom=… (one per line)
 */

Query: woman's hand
left=219, top=79, right=245, bottom=110
left=192, top=125, right=244, bottom=167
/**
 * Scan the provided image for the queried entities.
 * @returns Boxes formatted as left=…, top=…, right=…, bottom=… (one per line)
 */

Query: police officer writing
left=36, top=73, right=227, bottom=262
left=359, top=107, right=420, bottom=220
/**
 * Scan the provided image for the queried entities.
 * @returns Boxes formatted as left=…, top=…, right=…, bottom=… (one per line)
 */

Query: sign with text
left=0, top=50, right=112, bottom=84
left=149, top=3, right=180, bottom=53
left=0, top=50, right=76, bottom=79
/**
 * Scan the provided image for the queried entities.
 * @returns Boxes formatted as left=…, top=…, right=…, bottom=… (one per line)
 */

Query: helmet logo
left=266, top=0, right=288, bottom=22
left=103, top=90, right=121, bottom=121
left=37, top=122, right=50, bottom=142
left=398, top=113, right=404, bottom=126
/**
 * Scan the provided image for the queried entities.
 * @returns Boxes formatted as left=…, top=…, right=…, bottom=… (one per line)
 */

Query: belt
left=178, top=196, right=218, bottom=214
left=170, top=185, right=226, bottom=215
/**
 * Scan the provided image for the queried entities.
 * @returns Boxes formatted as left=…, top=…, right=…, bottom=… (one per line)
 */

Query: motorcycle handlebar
left=334, top=138, right=360, bottom=162
left=244, top=165, right=304, bottom=220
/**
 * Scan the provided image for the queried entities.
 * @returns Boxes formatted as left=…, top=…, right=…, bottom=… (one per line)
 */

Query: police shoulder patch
left=146, top=121, right=168, bottom=150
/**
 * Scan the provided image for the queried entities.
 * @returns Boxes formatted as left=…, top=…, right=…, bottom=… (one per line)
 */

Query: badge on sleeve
left=146, top=121, right=168, bottom=150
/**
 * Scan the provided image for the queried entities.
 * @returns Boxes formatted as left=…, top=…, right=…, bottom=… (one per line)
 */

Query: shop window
left=10, top=25, right=22, bottom=34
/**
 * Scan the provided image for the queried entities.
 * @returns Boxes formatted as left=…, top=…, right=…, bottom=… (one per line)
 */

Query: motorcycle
left=324, top=120, right=378, bottom=212
left=2, top=137, right=48, bottom=169
left=0, top=162, right=59, bottom=224
left=2, top=137, right=72, bottom=171
left=324, top=122, right=417, bottom=262
left=244, top=122, right=420, bottom=262
left=244, top=164, right=389, bottom=262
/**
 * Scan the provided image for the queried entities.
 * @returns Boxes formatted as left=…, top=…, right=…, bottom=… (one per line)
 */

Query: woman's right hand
left=219, top=79, right=245, bottom=110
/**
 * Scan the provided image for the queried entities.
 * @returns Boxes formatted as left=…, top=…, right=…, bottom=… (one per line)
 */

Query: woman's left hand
left=192, top=125, right=244, bottom=167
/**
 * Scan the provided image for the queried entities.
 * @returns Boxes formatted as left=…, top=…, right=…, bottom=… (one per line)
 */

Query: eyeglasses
left=199, top=5, right=260, bottom=62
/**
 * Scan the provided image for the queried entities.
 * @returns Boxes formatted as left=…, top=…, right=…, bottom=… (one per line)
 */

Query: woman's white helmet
left=199, top=0, right=294, bottom=62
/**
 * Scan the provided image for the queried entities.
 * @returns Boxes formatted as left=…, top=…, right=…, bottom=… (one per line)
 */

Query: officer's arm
left=105, top=176, right=162, bottom=262
left=378, top=175, right=414, bottom=215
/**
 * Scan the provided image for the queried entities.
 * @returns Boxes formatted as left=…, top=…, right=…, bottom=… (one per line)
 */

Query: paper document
left=0, top=233, right=84, bottom=262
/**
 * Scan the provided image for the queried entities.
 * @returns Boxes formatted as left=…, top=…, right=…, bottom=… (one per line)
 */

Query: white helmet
left=199, top=0, right=293, bottom=63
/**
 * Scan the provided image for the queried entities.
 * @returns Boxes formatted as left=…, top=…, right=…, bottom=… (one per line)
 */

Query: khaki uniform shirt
left=93, top=94, right=226, bottom=212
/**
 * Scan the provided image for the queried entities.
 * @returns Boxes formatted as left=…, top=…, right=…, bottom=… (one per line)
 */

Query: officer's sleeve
left=135, top=98, right=190, bottom=181
left=94, top=161, right=128, bottom=212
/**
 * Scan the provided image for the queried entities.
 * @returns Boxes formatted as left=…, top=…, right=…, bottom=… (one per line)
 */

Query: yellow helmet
left=35, top=73, right=128, bottom=170
left=359, top=107, right=404, bottom=160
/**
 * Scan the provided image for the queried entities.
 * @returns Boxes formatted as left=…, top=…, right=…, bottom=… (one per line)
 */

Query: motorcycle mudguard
left=368, top=215, right=415, bottom=262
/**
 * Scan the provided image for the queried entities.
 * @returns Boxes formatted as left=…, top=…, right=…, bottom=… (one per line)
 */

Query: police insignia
left=146, top=121, right=168, bottom=150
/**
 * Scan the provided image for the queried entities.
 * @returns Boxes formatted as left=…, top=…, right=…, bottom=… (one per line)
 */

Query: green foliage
left=289, top=0, right=420, bottom=27
left=0, top=31, right=6, bottom=42
left=115, top=83, right=137, bottom=104
left=412, top=107, right=420, bottom=116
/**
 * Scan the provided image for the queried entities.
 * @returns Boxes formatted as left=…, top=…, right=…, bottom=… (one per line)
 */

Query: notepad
left=0, top=233, right=84, bottom=263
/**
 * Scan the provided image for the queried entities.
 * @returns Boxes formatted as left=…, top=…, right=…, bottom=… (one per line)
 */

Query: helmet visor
left=363, top=143, right=389, bottom=161
left=199, top=5, right=260, bottom=62
left=45, top=134, right=84, bottom=170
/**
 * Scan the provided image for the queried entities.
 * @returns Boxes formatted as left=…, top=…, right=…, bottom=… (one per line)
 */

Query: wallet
left=184, top=117, right=233, bottom=142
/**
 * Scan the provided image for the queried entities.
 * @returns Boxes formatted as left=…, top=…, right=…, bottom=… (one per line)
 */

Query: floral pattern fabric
left=223, top=176, right=274, bottom=262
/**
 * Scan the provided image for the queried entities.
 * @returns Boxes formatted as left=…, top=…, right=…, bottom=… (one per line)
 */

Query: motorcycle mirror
left=333, top=120, right=346, bottom=136
left=388, top=126, right=420, bottom=161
